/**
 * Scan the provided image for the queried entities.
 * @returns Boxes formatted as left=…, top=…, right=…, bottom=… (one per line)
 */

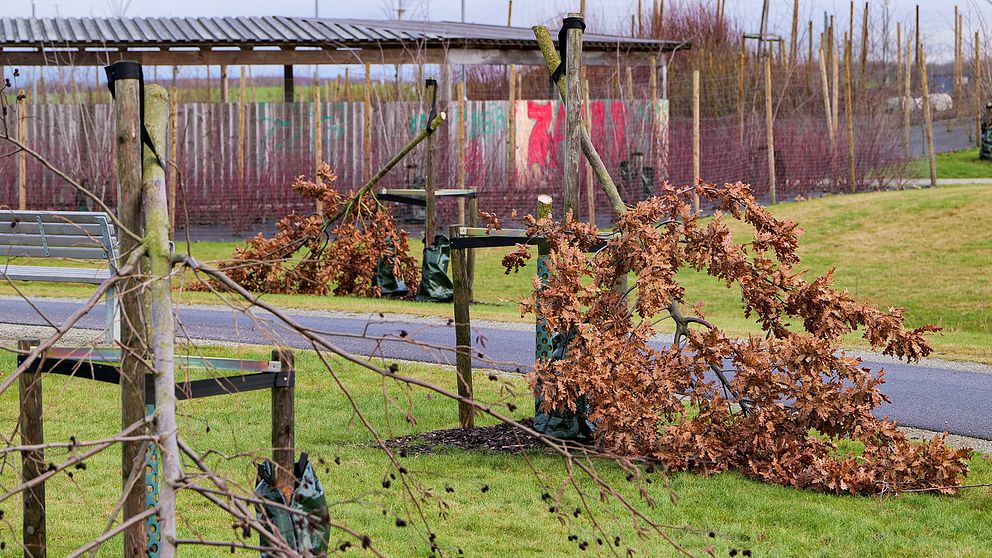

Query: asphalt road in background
left=1, top=297, right=989, bottom=441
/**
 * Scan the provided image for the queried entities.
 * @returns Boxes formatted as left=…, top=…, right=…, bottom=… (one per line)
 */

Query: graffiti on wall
left=514, top=99, right=668, bottom=179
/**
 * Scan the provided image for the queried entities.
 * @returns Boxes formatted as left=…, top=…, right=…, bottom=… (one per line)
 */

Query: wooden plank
left=18, top=338, right=46, bottom=558
left=450, top=225, right=474, bottom=429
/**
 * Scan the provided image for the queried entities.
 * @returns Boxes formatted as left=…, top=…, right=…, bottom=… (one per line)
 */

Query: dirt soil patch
left=385, top=418, right=592, bottom=454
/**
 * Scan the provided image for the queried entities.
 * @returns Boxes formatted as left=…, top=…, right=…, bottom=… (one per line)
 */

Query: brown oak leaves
left=208, top=164, right=420, bottom=298
left=508, top=182, right=970, bottom=495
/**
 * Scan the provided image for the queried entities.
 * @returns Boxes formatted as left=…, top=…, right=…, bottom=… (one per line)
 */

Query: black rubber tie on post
left=425, top=78, right=439, bottom=134
left=551, top=16, right=587, bottom=83
left=104, top=60, right=166, bottom=171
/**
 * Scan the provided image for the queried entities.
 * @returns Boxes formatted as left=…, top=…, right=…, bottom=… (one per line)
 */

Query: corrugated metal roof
left=0, top=16, right=685, bottom=52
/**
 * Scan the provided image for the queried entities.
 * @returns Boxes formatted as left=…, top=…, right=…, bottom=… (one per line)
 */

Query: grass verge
left=1, top=184, right=990, bottom=363
left=906, top=148, right=992, bottom=179
left=0, top=346, right=989, bottom=557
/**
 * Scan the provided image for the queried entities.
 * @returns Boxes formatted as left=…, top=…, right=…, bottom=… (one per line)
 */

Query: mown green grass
left=2, top=184, right=990, bottom=362
left=907, top=148, right=992, bottom=179
left=1, top=348, right=989, bottom=557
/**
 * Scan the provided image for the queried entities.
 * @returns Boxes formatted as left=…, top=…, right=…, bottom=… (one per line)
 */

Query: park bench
left=0, top=210, right=119, bottom=342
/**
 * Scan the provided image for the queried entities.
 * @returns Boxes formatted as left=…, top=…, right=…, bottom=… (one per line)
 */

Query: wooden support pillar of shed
left=283, top=65, right=294, bottom=103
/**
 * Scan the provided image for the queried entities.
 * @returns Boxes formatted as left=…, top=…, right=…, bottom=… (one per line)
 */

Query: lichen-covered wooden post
left=563, top=13, right=584, bottom=217
left=450, top=225, right=474, bottom=429
left=18, top=338, right=45, bottom=558
left=106, top=59, right=147, bottom=558
left=271, top=350, right=296, bottom=495
left=142, top=83, right=178, bottom=558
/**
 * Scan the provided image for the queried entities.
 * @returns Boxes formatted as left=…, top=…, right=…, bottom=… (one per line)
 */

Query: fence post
left=271, top=350, right=296, bottom=496
left=17, top=90, right=27, bottom=210
left=976, top=32, right=982, bottom=148
left=764, top=58, right=777, bottom=205
left=364, top=63, right=372, bottom=179
left=507, top=65, right=517, bottom=187
left=692, top=69, right=700, bottom=212
left=314, top=83, right=323, bottom=214
left=737, top=48, right=745, bottom=147
left=919, top=46, right=937, bottom=188
left=819, top=48, right=835, bottom=150
left=450, top=225, right=474, bottom=429
left=904, top=39, right=913, bottom=157
left=564, top=12, right=584, bottom=217
left=106, top=59, right=148, bottom=558
left=845, top=35, right=857, bottom=192
left=18, top=338, right=45, bottom=558
left=239, top=65, right=247, bottom=185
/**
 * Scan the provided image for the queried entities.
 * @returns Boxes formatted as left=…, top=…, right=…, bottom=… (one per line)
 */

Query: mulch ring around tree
left=385, top=418, right=594, bottom=455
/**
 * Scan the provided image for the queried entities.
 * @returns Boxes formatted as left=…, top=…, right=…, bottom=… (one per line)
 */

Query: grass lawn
left=1, top=347, right=989, bottom=557
left=907, top=148, right=992, bottom=179
left=2, top=184, right=990, bottom=362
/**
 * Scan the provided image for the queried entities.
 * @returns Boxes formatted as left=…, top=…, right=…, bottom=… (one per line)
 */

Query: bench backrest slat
left=0, top=210, right=117, bottom=224
left=0, top=210, right=118, bottom=263
left=0, top=246, right=112, bottom=260
left=1, top=221, right=116, bottom=237
left=0, top=233, right=109, bottom=249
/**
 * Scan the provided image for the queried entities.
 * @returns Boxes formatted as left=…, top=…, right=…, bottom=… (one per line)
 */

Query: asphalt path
left=1, top=297, right=989, bottom=441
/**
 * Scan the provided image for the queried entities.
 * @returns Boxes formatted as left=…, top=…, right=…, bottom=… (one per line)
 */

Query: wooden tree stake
left=17, top=90, right=26, bottom=210
left=819, top=47, right=835, bottom=150
left=18, top=338, right=45, bottom=558
left=424, top=79, right=438, bottom=242
left=845, top=35, right=857, bottom=192
left=508, top=65, right=517, bottom=186
left=904, top=38, right=913, bottom=157
left=737, top=48, right=745, bottom=147
left=450, top=225, right=474, bottom=429
left=919, top=46, right=937, bottom=188
left=271, top=350, right=296, bottom=496
left=314, top=85, right=323, bottom=213
left=692, top=69, right=700, bottom=212
left=764, top=58, right=777, bottom=205
left=564, top=13, right=585, bottom=218
left=108, top=62, right=147, bottom=558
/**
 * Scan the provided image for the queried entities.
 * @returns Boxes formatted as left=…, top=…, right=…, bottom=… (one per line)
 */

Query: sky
left=4, top=0, right=988, bottom=82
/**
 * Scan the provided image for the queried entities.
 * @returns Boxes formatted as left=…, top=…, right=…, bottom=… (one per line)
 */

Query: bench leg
left=105, top=285, right=120, bottom=344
